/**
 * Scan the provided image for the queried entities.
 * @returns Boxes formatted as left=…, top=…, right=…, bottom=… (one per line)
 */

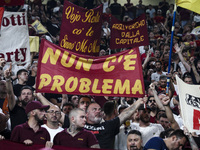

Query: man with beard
left=146, top=96, right=159, bottom=123
left=4, top=69, right=34, bottom=130
left=53, top=108, right=99, bottom=148
left=151, top=61, right=167, bottom=82
left=147, top=83, right=166, bottom=123
left=84, top=98, right=144, bottom=149
left=10, top=101, right=51, bottom=146
left=127, top=130, right=143, bottom=150
left=42, top=105, right=63, bottom=142
left=130, top=104, right=164, bottom=146
left=157, top=75, right=173, bottom=98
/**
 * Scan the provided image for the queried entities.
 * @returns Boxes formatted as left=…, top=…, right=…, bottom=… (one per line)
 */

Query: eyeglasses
left=46, top=110, right=61, bottom=115
left=148, top=100, right=156, bottom=103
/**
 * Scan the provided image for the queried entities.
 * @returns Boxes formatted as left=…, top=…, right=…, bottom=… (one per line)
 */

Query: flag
left=110, top=14, right=149, bottom=49
left=36, top=39, right=145, bottom=98
left=29, top=36, right=39, bottom=52
left=0, top=11, right=30, bottom=66
left=59, top=1, right=103, bottom=56
left=191, top=26, right=200, bottom=35
left=176, top=76, right=200, bottom=133
left=0, top=0, right=24, bottom=6
left=31, top=20, right=48, bottom=34
left=0, top=7, right=4, bottom=31
left=176, top=0, right=200, bottom=14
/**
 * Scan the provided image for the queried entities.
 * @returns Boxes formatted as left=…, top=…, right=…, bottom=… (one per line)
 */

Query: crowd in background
left=0, top=0, right=200, bottom=149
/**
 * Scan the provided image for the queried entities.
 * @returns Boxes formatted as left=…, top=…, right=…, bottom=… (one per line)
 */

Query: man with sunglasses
left=147, top=96, right=158, bottom=123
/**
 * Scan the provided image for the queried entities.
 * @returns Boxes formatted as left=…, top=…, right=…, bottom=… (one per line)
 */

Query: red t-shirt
left=54, top=128, right=98, bottom=148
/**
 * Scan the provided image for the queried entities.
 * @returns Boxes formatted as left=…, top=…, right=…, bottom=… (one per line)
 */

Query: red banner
left=59, top=1, right=103, bottom=56
left=36, top=39, right=145, bottom=98
left=110, top=14, right=149, bottom=49
left=0, top=7, right=4, bottom=30
left=0, top=140, right=106, bottom=150
left=0, top=0, right=24, bottom=6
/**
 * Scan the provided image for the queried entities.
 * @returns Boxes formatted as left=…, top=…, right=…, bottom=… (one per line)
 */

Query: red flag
left=59, top=1, right=103, bottom=56
left=0, top=7, right=4, bottom=31
left=36, top=39, right=145, bottom=98
left=0, top=0, right=24, bottom=6
left=110, top=14, right=149, bottom=49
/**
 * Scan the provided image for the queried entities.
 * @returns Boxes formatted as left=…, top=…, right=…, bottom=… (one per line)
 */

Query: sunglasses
left=148, top=100, right=156, bottom=103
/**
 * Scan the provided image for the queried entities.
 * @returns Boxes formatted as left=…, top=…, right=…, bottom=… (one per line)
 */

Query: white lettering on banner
left=84, top=125, right=105, bottom=131
left=0, top=11, right=30, bottom=65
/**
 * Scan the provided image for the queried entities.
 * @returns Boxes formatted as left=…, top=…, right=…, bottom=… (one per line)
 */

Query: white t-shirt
left=146, top=8, right=156, bottom=18
left=102, top=1, right=109, bottom=13
left=41, top=124, right=64, bottom=142
left=130, top=122, right=164, bottom=146
left=151, top=72, right=167, bottom=82
left=114, top=124, right=132, bottom=150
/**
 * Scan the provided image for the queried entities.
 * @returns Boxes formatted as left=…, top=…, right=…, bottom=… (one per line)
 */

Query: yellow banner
left=31, top=20, right=48, bottom=34
left=29, top=36, right=39, bottom=52
left=176, top=0, right=200, bottom=14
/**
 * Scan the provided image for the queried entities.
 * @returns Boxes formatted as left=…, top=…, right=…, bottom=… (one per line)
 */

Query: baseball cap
left=138, top=104, right=152, bottom=111
left=25, top=101, right=50, bottom=114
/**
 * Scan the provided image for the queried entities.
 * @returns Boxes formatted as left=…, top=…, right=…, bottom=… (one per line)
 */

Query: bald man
left=54, top=108, right=100, bottom=148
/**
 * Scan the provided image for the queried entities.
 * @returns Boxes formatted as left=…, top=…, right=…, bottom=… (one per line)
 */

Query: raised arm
left=118, top=98, right=144, bottom=125
left=174, top=43, right=191, bottom=72
left=4, top=65, right=16, bottom=111
left=162, top=96, right=179, bottom=130
left=142, top=50, right=151, bottom=69
left=149, top=83, right=165, bottom=110
left=183, top=127, right=199, bottom=150
left=190, top=57, right=200, bottom=83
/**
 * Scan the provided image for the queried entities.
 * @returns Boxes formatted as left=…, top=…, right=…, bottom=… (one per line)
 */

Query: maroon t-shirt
left=10, top=122, right=50, bottom=145
left=53, top=128, right=98, bottom=148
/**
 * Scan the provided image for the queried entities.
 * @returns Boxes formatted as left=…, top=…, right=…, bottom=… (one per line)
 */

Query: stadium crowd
left=0, top=0, right=200, bottom=149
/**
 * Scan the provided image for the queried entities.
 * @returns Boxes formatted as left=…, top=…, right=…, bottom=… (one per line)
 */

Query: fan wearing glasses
left=147, top=96, right=159, bottom=123
left=42, top=105, right=64, bottom=143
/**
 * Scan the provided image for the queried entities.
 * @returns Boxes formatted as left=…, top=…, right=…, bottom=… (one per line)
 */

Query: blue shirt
left=143, top=137, right=169, bottom=150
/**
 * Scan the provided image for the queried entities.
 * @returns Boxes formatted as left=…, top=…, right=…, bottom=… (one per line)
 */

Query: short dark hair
left=182, top=72, right=192, bottom=81
left=103, top=101, right=117, bottom=116
left=62, top=102, right=74, bottom=110
left=17, top=69, right=28, bottom=77
left=155, top=60, right=162, bottom=65
left=118, top=105, right=128, bottom=114
left=158, top=113, right=167, bottom=120
left=78, top=95, right=91, bottom=104
left=169, top=129, right=188, bottom=140
left=160, top=128, right=175, bottom=139
left=20, top=86, right=34, bottom=96
left=128, top=130, right=142, bottom=138
left=147, top=96, right=154, bottom=103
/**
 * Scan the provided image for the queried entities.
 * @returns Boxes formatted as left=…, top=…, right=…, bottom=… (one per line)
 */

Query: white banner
left=0, top=11, right=30, bottom=66
left=176, top=76, right=200, bottom=133
left=191, top=26, right=200, bottom=35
